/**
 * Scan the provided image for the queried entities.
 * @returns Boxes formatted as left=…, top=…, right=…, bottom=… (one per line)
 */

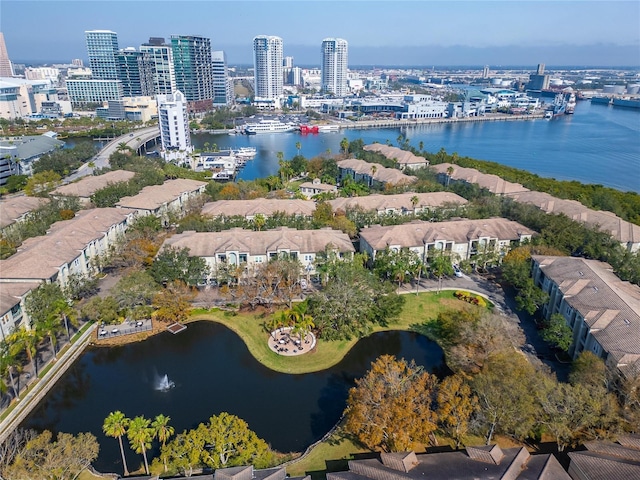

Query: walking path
left=0, top=323, right=96, bottom=445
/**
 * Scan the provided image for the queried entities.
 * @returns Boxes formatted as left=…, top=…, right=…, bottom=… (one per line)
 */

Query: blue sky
left=2, top=0, right=639, bottom=66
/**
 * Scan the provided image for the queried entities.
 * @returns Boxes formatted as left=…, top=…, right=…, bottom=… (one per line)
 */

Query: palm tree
left=103, top=411, right=131, bottom=477
left=419, top=141, right=424, bottom=152
left=411, top=195, right=419, bottom=211
left=36, top=314, right=62, bottom=359
left=295, top=141, right=301, bottom=155
left=340, top=137, right=349, bottom=154
left=116, top=142, right=129, bottom=152
left=152, top=414, right=174, bottom=472
left=0, top=340, right=19, bottom=401
left=127, top=415, right=154, bottom=475
left=8, top=328, right=40, bottom=377
left=446, top=166, right=454, bottom=187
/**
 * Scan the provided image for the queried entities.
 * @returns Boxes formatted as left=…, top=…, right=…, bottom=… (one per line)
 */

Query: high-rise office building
left=157, top=90, right=192, bottom=154
left=212, top=51, right=233, bottom=107
left=171, top=35, right=214, bottom=112
left=140, top=37, right=176, bottom=96
left=283, top=56, right=294, bottom=69
left=85, top=30, right=119, bottom=80
left=321, top=38, right=348, bottom=97
left=0, top=32, right=14, bottom=77
left=482, top=65, right=490, bottom=79
left=253, top=35, right=283, bottom=100
left=117, top=48, right=153, bottom=97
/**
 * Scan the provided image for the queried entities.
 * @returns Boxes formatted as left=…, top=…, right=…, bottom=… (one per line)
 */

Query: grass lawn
left=286, top=431, right=369, bottom=480
left=190, top=290, right=471, bottom=374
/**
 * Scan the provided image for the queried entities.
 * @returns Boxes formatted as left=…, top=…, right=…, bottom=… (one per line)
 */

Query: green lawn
left=286, top=431, right=368, bottom=480
left=190, top=290, right=466, bottom=374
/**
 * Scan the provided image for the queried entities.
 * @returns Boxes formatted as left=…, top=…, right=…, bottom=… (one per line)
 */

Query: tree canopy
left=344, top=355, right=439, bottom=452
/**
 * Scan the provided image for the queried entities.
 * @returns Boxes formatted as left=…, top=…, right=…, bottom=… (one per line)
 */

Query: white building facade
left=157, top=90, right=192, bottom=159
left=321, top=38, right=348, bottom=97
left=253, top=35, right=283, bottom=101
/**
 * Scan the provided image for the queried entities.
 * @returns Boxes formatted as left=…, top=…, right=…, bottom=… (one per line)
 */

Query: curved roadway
left=65, top=125, right=160, bottom=182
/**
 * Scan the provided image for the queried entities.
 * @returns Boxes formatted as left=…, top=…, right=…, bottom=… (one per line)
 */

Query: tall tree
left=150, top=246, right=208, bottom=286
left=0, top=340, right=19, bottom=400
left=536, top=375, right=603, bottom=451
left=152, top=281, right=196, bottom=324
left=127, top=415, right=154, bottom=475
left=437, top=374, right=479, bottom=449
left=471, top=352, right=541, bottom=444
left=152, top=414, right=175, bottom=473
left=3, top=430, right=99, bottom=480
left=541, top=313, right=573, bottom=352
left=7, top=328, right=40, bottom=377
left=103, top=411, right=130, bottom=477
left=161, top=412, right=274, bottom=472
left=344, top=355, right=439, bottom=452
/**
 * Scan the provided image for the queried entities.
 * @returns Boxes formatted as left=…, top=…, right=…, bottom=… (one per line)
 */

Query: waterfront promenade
left=0, top=323, right=96, bottom=445
left=343, top=112, right=545, bottom=129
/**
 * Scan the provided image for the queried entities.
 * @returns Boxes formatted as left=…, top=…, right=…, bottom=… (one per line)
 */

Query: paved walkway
left=0, top=323, right=96, bottom=445
left=399, top=273, right=571, bottom=380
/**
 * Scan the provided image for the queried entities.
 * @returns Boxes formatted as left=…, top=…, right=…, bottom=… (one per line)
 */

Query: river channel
left=21, top=321, right=446, bottom=474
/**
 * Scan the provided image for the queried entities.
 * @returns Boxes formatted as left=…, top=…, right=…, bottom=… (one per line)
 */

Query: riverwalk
left=343, top=112, right=545, bottom=129
left=0, top=323, right=96, bottom=445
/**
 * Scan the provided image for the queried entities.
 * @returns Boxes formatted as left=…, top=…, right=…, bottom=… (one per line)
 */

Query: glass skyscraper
left=321, top=38, right=348, bottom=97
left=253, top=35, right=283, bottom=100
left=171, top=35, right=214, bottom=111
left=117, top=48, right=153, bottom=97
left=85, top=30, right=119, bottom=80
left=140, top=37, right=176, bottom=96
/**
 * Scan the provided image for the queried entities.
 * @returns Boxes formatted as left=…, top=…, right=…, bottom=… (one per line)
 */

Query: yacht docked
left=243, top=119, right=298, bottom=134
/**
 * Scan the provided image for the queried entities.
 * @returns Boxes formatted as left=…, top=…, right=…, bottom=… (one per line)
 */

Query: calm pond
left=22, top=321, right=446, bottom=474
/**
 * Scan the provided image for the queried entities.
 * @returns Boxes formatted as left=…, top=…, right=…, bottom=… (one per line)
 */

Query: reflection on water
left=22, top=322, right=445, bottom=473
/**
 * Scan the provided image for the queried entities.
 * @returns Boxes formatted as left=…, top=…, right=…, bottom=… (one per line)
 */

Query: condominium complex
left=85, top=30, right=120, bottom=80
left=321, top=38, right=348, bottom=97
left=157, top=90, right=191, bottom=154
left=171, top=35, right=214, bottom=111
left=212, top=50, right=233, bottom=107
left=531, top=255, right=640, bottom=377
left=253, top=35, right=283, bottom=101
left=117, top=48, right=153, bottom=97
left=140, top=37, right=176, bottom=95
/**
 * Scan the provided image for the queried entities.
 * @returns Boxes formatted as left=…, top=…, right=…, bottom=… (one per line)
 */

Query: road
left=65, top=125, right=160, bottom=182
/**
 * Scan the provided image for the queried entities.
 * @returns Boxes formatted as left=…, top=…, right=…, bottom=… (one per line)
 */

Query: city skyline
left=2, top=0, right=639, bottom=66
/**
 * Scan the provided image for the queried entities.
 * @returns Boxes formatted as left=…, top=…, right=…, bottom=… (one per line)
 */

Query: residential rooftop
left=115, top=179, right=207, bottom=211
left=327, top=447, right=569, bottom=480
left=507, top=190, right=640, bottom=251
left=568, top=434, right=640, bottom=479
left=532, top=255, right=640, bottom=374
left=0, top=208, right=132, bottom=282
left=431, top=162, right=529, bottom=195
left=201, top=198, right=316, bottom=218
left=360, top=218, right=535, bottom=251
left=363, top=143, right=429, bottom=167
left=328, top=192, right=467, bottom=213
left=0, top=196, right=49, bottom=229
left=337, top=159, right=417, bottom=186
left=0, top=281, right=41, bottom=317
left=51, top=170, right=136, bottom=198
left=162, top=227, right=355, bottom=257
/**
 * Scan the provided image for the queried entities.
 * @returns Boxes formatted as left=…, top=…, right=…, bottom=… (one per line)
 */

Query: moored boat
left=243, top=119, right=298, bottom=134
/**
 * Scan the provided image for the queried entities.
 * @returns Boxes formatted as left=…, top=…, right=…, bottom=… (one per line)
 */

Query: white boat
left=232, top=147, right=257, bottom=159
left=565, top=92, right=576, bottom=114
left=243, top=119, right=298, bottom=134
left=544, top=111, right=553, bottom=119
left=318, top=124, right=340, bottom=133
